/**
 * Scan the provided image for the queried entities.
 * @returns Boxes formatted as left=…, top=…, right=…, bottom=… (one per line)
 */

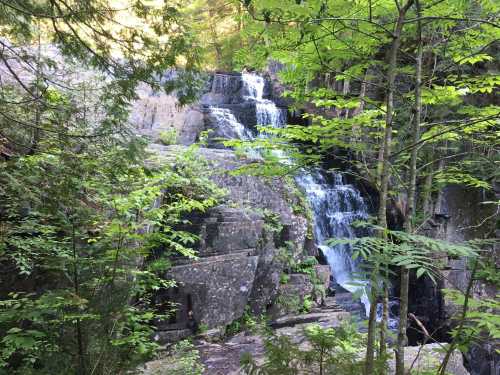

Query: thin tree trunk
left=72, top=224, right=86, bottom=375
left=29, top=21, right=42, bottom=155
left=379, top=279, right=389, bottom=360
left=438, top=259, right=478, bottom=375
left=396, top=2, right=422, bottom=374
left=365, top=285, right=379, bottom=375
left=365, top=2, right=414, bottom=374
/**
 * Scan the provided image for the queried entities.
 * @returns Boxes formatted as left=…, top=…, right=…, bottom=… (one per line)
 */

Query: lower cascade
left=295, top=171, right=371, bottom=317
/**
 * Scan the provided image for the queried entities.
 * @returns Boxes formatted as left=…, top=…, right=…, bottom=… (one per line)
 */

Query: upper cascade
left=201, top=72, right=286, bottom=142
left=241, top=72, right=265, bottom=100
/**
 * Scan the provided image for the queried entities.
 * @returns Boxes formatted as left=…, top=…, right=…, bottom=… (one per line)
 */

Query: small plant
left=279, top=273, right=290, bottom=284
left=476, top=257, right=500, bottom=287
left=152, top=340, right=204, bottom=375
left=159, top=128, right=178, bottom=145
left=300, top=295, right=313, bottom=313
left=225, top=306, right=262, bottom=336
left=292, top=256, right=319, bottom=276
left=241, top=321, right=365, bottom=375
left=276, top=294, right=302, bottom=313
left=198, top=323, right=209, bottom=334
left=262, top=209, right=283, bottom=235
left=225, top=320, right=242, bottom=336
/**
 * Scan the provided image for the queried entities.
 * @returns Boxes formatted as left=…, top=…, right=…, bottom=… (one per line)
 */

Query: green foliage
left=159, top=129, right=179, bottom=146
left=328, top=226, right=478, bottom=296
left=0, top=0, right=203, bottom=163
left=0, top=144, right=221, bottom=374
left=443, top=289, right=500, bottom=353
left=241, top=321, right=365, bottom=375
left=476, top=257, right=500, bottom=287
left=149, top=339, right=205, bottom=375
left=261, top=209, right=283, bottom=233
left=291, top=256, right=318, bottom=276
left=225, top=306, right=265, bottom=337
left=275, top=294, right=302, bottom=314
left=300, top=295, right=313, bottom=314
left=230, top=0, right=499, bottom=213
left=279, top=273, right=290, bottom=285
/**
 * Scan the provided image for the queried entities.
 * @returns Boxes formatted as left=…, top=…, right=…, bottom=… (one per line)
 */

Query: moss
left=279, top=273, right=290, bottom=284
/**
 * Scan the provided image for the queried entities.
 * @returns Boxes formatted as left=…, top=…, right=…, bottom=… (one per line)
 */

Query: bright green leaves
left=421, top=85, right=467, bottom=106
left=435, top=166, right=492, bottom=190
left=453, top=75, right=500, bottom=95
left=456, top=53, right=495, bottom=65
left=0, top=143, right=222, bottom=373
left=329, top=227, right=478, bottom=289
left=443, top=289, right=500, bottom=344
left=242, top=320, right=365, bottom=375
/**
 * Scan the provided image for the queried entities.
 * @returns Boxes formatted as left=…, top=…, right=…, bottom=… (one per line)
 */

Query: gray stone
left=272, top=310, right=350, bottom=329
left=153, top=329, right=192, bottom=345
left=148, top=144, right=311, bottom=329
left=269, top=273, right=315, bottom=318
left=314, top=265, right=331, bottom=290
left=388, top=344, right=469, bottom=375
left=166, top=254, right=259, bottom=329
left=248, top=235, right=282, bottom=315
left=129, top=84, right=205, bottom=145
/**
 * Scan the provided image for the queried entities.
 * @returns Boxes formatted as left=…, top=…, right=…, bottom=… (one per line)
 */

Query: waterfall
left=203, top=71, right=372, bottom=317
left=295, top=172, right=371, bottom=317
left=241, top=72, right=286, bottom=128
left=205, top=107, right=253, bottom=140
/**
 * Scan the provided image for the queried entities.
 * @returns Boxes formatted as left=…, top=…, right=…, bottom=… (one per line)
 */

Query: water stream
left=203, top=72, right=372, bottom=317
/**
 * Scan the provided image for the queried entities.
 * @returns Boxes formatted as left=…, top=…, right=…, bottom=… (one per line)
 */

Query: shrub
left=241, top=321, right=365, bottom=375
left=159, top=129, right=178, bottom=145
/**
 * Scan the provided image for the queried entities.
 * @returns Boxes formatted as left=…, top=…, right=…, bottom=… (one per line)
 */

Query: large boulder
left=165, top=254, right=259, bottom=330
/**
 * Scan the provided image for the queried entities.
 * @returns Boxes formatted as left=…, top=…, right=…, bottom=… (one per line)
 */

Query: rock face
left=130, top=73, right=287, bottom=147
left=408, top=184, right=498, bottom=375
left=130, top=83, right=206, bottom=145
left=148, top=144, right=312, bottom=341
left=166, top=253, right=259, bottom=329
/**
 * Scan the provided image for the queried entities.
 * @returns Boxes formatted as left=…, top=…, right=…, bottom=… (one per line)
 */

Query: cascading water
left=295, top=172, right=371, bottom=317
left=240, top=73, right=286, bottom=128
left=203, top=71, right=373, bottom=318
left=205, top=107, right=253, bottom=140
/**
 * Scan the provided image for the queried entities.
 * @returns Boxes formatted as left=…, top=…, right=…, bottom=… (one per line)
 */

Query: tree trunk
left=379, top=279, right=389, bottom=360
left=365, top=285, right=379, bottom=375
left=365, top=2, right=414, bottom=374
left=438, top=259, right=478, bottom=375
left=396, top=2, right=422, bottom=374
left=28, top=22, right=42, bottom=155
left=72, top=224, right=86, bottom=375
